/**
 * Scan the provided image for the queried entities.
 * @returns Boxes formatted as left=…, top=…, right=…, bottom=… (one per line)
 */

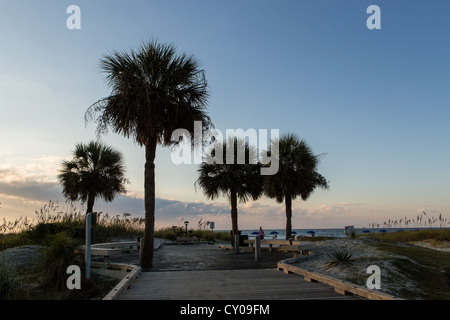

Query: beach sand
left=289, top=237, right=450, bottom=299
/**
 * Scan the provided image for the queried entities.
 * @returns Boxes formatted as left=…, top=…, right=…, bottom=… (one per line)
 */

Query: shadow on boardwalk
left=152, top=242, right=293, bottom=271
left=115, top=242, right=366, bottom=300
left=102, top=242, right=293, bottom=271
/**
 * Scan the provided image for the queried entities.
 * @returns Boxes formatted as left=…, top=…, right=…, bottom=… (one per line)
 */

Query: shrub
left=42, top=232, right=79, bottom=291
left=325, top=250, right=353, bottom=269
left=0, top=253, right=20, bottom=299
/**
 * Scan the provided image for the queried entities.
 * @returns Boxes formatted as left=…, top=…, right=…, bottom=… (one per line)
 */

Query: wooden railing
left=277, top=258, right=401, bottom=300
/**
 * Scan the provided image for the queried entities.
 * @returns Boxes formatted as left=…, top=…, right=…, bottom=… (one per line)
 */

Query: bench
left=91, top=241, right=140, bottom=249
left=77, top=241, right=140, bottom=261
left=243, top=239, right=314, bottom=256
left=277, top=244, right=313, bottom=257
left=176, top=236, right=199, bottom=245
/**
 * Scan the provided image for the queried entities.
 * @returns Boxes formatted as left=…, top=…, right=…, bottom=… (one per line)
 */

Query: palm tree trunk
left=86, top=192, right=96, bottom=243
left=285, top=195, right=292, bottom=240
left=141, top=137, right=157, bottom=269
left=230, top=190, right=238, bottom=250
left=86, top=192, right=95, bottom=215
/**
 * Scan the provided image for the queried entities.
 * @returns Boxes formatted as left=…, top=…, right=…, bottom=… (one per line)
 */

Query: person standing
left=258, top=227, right=265, bottom=240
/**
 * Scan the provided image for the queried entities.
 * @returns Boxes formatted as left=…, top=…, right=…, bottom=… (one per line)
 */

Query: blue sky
left=0, top=0, right=449, bottom=230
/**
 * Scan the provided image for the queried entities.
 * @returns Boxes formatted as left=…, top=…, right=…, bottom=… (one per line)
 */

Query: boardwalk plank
left=119, top=268, right=365, bottom=300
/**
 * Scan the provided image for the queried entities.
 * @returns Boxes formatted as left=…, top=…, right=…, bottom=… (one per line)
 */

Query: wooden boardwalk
left=118, top=268, right=366, bottom=300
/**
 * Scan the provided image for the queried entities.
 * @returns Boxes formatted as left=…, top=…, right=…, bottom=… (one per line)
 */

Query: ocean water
left=217, top=227, right=445, bottom=239
left=239, top=228, right=350, bottom=239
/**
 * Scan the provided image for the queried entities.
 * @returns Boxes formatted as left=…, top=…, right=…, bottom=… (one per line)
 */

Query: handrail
left=96, top=262, right=141, bottom=300
left=277, top=258, right=401, bottom=300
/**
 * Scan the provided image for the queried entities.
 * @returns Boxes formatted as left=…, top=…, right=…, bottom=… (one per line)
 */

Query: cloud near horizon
left=0, top=177, right=360, bottom=229
left=1, top=175, right=445, bottom=230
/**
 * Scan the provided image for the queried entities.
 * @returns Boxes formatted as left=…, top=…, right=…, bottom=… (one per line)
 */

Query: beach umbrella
left=291, top=231, right=297, bottom=234
left=379, top=229, right=387, bottom=233
left=251, top=231, right=258, bottom=235
left=270, top=231, right=279, bottom=235
left=307, top=231, right=315, bottom=234
left=363, top=230, right=371, bottom=233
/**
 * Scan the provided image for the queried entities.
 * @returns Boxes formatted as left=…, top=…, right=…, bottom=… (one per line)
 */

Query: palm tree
left=196, top=138, right=264, bottom=249
left=263, top=133, right=329, bottom=239
left=58, top=141, right=127, bottom=215
left=85, top=40, right=212, bottom=268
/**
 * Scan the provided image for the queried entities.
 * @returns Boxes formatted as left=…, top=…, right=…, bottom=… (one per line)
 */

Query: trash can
left=240, top=234, right=249, bottom=247
left=229, top=231, right=249, bottom=247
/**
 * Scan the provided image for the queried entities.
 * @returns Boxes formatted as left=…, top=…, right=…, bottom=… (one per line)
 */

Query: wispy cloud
left=0, top=155, right=66, bottom=183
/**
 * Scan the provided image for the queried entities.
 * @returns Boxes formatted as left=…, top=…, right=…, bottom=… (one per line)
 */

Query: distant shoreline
left=214, top=227, right=450, bottom=239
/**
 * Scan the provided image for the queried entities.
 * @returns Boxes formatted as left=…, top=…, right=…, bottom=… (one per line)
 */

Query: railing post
left=255, top=235, right=261, bottom=260
left=139, top=237, right=144, bottom=265
left=85, top=213, right=92, bottom=280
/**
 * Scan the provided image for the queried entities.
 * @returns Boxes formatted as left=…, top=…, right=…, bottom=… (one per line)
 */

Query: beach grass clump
left=192, top=230, right=231, bottom=243
left=0, top=253, right=20, bottom=300
left=154, top=227, right=179, bottom=242
left=366, top=229, right=450, bottom=244
left=154, top=227, right=231, bottom=243
left=41, top=232, right=79, bottom=291
left=300, top=236, right=336, bottom=242
left=324, top=250, right=353, bottom=270
left=369, top=211, right=448, bottom=230
left=1, top=200, right=145, bottom=250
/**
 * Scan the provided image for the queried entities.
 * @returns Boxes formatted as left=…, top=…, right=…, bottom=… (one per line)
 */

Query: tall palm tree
left=263, top=133, right=329, bottom=239
left=58, top=141, right=127, bottom=215
left=85, top=40, right=212, bottom=268
left=196, top=138, right=264, bottom=249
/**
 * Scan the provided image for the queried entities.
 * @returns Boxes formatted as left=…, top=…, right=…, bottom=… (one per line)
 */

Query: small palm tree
left=263, top=133, right=329, bottom=239
left=325, top=250, right=353, bottom=269
left=58, top=141, right=127, bottom=215
left=196, top=138, right=264, bottom=249
left=85, top=40, right=212, bottom=268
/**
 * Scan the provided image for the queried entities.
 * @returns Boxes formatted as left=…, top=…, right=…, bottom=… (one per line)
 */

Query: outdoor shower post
left=255, top=235, right=261, bottom=260
left=184, top=221, right=189, bottom=237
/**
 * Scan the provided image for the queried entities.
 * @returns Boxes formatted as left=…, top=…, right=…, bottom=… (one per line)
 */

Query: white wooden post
left=255, top=235, right=261, bottom=260
left=85, top=213, right=92, bottom=280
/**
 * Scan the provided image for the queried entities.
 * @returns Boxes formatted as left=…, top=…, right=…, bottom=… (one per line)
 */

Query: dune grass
left=0, top=200, right=146, bottom=250
left=154, top=227, right=231, bottom=243
left=1, top=200, right=231, bottom=250
left=364, top=229, right=450, bottom=244
left=362, top=229, right=450, bottom=299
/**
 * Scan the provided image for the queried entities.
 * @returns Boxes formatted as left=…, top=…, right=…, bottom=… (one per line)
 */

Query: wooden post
left=139, top=237, right=144, bottom=265
left=255, top=235, right=261, bottom=260
left=235, top=234, right=239, bottom=253
left=85, top=213, right=92, bottom=280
